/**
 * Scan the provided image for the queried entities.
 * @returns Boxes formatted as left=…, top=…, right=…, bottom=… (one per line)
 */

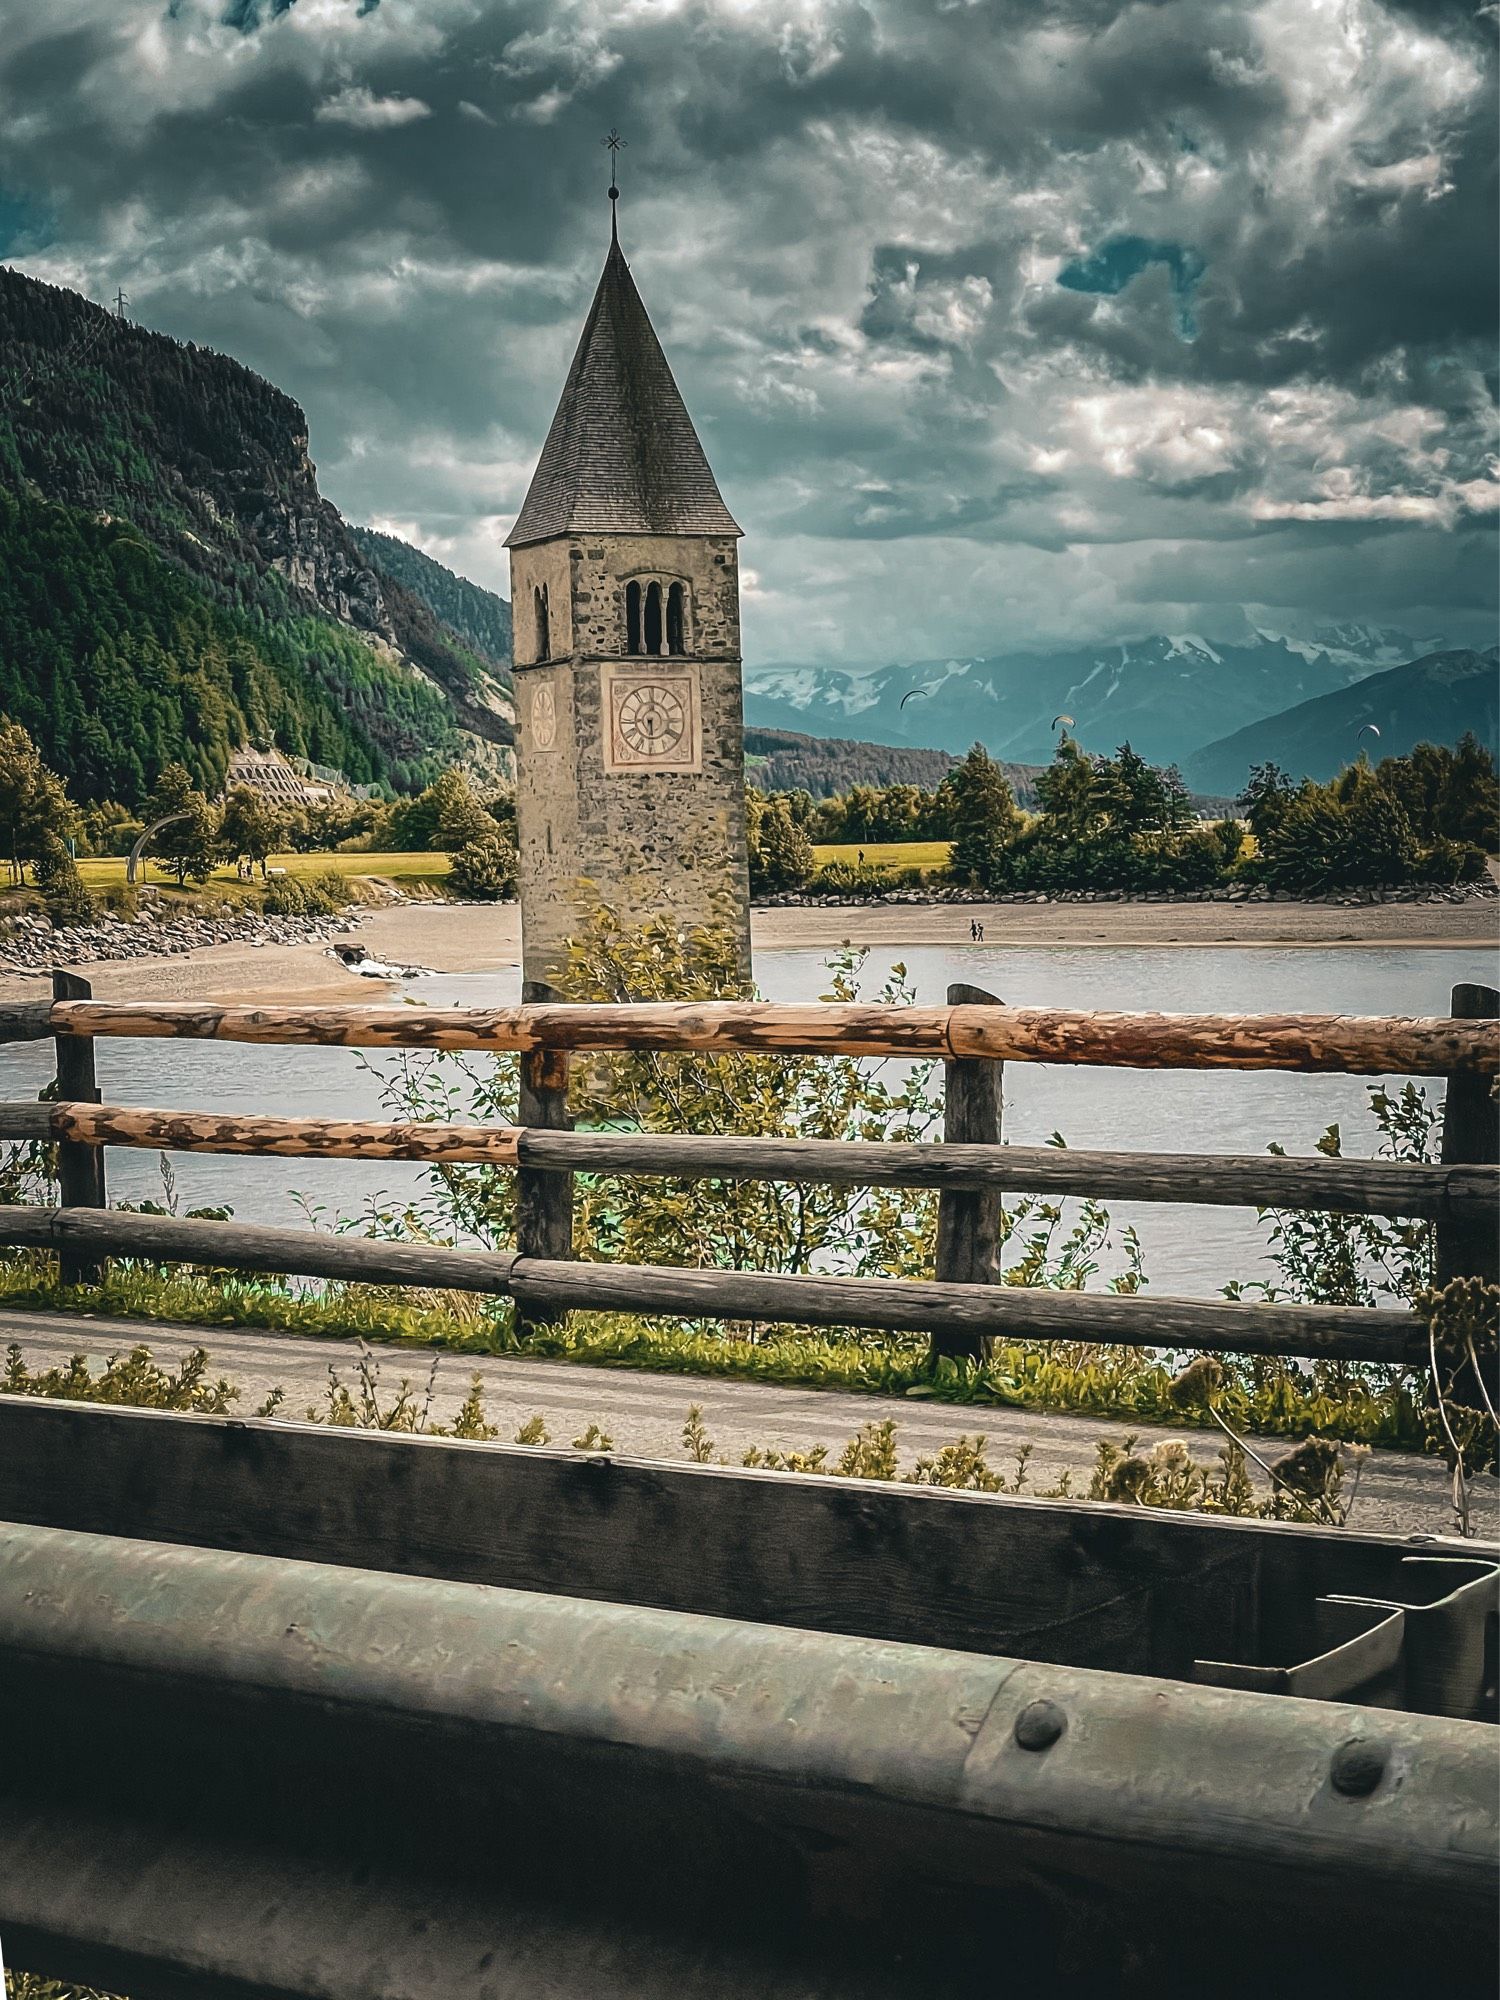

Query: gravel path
left=2, top=1306, right=1491, bottom=1540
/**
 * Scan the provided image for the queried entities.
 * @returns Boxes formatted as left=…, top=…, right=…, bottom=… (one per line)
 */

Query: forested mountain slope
left=748, top=727, right=979, bottom=798
left=0, top=266, right=512, bottom=802
left=348, top=525, right=512, bottom=670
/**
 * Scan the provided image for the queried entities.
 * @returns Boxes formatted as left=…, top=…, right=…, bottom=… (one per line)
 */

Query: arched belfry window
left=534, top=584, right=550, bottom=663
left=626, top=580, right=642, bottom=655
left=625, top=576, right=688, bottom=656
left=643, top=581, right=663, bottom=656
left=667, top=582, right=685, bottom=655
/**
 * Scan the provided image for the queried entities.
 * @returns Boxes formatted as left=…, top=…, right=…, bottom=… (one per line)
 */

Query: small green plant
left=571, top=1422, right=615, bottom=1452
left=2, top=1339, right=237, bottom=1413
left=682, top=1403, right=715, bottom=1462
left=302, top=1342, right=502, bottom=1441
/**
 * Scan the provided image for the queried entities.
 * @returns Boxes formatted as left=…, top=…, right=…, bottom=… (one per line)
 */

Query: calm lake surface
left=3, top=942, right=1494, bottom=1297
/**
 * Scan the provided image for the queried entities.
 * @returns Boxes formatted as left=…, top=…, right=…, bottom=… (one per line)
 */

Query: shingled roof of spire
left=505, top=237, right=741, bottom=548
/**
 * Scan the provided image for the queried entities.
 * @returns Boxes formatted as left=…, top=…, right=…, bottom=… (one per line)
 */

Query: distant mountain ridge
left=1185, top=648, right=1500, bottom=794
left=0, top=264, right=512, bottom=802
left=744, top=626, right=1446, bottom=774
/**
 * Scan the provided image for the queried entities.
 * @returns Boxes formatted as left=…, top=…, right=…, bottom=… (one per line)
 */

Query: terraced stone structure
left=506, top=214, right=751, bottom=986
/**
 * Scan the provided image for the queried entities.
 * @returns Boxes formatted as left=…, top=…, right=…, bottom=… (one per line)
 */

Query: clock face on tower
left=602, top=667, right=702, bottom=773
left=616, top=682, right=687, bottom=759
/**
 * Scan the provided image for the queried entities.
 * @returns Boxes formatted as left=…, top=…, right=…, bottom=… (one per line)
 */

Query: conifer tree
left=754, top=795, right=814, bottom=891
left=942, top=744, right=1022, bottom=889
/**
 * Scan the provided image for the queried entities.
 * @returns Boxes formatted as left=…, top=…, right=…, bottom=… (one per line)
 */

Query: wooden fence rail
left=3, top=1101, right=1495, bottom=1223
left=0, top=975, right=1493, bottom=1369
left=0, top=1206, right=1423, bottom=1364
left=0, top=996, right=1491, bottom=1072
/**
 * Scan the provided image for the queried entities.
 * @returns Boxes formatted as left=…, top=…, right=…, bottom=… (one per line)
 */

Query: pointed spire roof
left=505, top=237, right=741, bottom=548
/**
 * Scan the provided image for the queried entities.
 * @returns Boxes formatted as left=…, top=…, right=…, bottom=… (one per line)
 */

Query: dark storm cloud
left=0, top=0, right=1492, bottom=661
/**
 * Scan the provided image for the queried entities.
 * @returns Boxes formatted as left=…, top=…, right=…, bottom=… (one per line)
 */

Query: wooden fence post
left=1434, top=983, right=1498, bottom=1412
left=51, top=969, right=106, bottom=1287
left=932, top=982, right=1003, bottom=1365
left=1436, top=983, right=1499, bottom=1288
left=514, top=979, right=573, bottom=1340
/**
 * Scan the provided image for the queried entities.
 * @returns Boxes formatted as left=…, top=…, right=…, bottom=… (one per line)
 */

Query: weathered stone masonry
left=506, top=229, right=751, bottom=987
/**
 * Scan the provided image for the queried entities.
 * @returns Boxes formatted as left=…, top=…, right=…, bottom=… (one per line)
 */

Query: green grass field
left=78, top=850, right=454, bottom=893
left=812, top=841, right=950, bottom=872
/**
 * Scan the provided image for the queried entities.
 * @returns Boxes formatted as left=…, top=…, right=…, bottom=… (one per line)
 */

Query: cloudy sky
left=0, top=0, right=1495, bottom=666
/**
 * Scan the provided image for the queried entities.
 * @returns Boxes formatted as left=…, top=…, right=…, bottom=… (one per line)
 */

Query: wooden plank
left=4, top=1103, right=1491, bottom=1222
left=509, top=1254, right=1418, bottom=1363
left=0, top=1396, right=1470, bottom=1684
left=51, top=972, right=104, bottom=1287
left=0, top=1105, right=54, bottom=1143
left=0, top=1205, right=516, bottom=1295
left=515, top=1131, right=1497, bottom=1222
left=934, top=982, right=1004, bottom=1364
left=39, top=1104, right=521, bottom=1165
left=514, top=979, right=573, bottom=1341
left=947, top=1003, right=1498, bottom=1076
left=48, top=998, right=1500, bottom=1075
left=0, top=1002, right=52, bottom=1044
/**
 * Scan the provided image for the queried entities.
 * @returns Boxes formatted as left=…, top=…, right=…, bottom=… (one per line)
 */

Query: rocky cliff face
left=0, top=265, right=512, bottom=771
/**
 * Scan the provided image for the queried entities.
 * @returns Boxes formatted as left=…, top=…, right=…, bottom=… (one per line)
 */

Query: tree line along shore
left=0, top=712, right=1494, bottom=955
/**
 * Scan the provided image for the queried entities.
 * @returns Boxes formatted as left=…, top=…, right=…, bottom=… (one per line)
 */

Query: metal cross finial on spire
left=602, top=128, right=625, bottom=240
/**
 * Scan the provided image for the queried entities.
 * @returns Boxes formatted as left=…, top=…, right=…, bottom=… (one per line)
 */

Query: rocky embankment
left=757, top=880, right=1499, bottom=910
left=0, top=906, right=365, bottom=978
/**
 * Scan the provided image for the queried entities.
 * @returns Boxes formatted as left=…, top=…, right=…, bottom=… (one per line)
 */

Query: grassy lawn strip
left=76, top=850, right=454, bottom=894
left=811, top=840, right=950, bottom=872
left=0, top=1260, right=1431, bottom=1454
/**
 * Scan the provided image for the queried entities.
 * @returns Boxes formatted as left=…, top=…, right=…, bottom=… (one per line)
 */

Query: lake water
left=2, top=942, right=1494, bottom=1296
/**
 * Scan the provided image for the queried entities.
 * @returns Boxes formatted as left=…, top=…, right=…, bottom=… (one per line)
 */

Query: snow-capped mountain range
left=743, top=625, right=1445, bottom=771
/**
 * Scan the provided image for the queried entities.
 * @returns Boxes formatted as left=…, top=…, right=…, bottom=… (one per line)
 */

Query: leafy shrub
left=448, top=826, right=517, bottom=900
left=33, top=833, right=94, bottom=925
left=261, top=871, right=345, bottom=917
left=1413, top=837, right=1488, bottom=884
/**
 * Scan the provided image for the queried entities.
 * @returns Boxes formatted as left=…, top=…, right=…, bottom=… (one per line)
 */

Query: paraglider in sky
left=1051, top=713, right=1075, bottom=732
left=899, top=687, right=931, bottom=709
left=1357, top=723, right=1382, bottom=745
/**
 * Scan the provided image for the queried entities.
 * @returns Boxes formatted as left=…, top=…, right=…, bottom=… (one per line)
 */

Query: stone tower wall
left=510, top=531, right=751, bottom=987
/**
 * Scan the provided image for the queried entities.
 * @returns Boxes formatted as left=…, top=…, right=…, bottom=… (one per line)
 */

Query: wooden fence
left=0, top=972, right=1493, bottom=1365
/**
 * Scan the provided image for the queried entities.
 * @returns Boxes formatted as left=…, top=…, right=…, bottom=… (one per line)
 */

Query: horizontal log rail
left=0, top=996, right=1487, bottom=1073
left=6, top=1100, right=1496, bottom=1224
left=0, top=1204, right=515, bottom=1295
left=0, top=1205, right=1423, bottom=1365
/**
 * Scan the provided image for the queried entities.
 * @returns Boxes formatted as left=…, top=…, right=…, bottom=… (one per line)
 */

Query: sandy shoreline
left=0, top=895, right=1492, bottom=1006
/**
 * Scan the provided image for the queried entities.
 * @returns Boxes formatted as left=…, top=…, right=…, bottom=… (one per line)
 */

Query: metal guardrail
left=0, top=1509, right=1493, bottom=1998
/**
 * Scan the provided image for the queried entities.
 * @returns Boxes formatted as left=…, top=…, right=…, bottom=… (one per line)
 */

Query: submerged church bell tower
left=506, top=173, right=751, bottom=986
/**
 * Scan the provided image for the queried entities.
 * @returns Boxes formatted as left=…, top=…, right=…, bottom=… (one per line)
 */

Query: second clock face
left=603, top=667, right=702, bottom=773
left=530, top=681, right=557, bottom=751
